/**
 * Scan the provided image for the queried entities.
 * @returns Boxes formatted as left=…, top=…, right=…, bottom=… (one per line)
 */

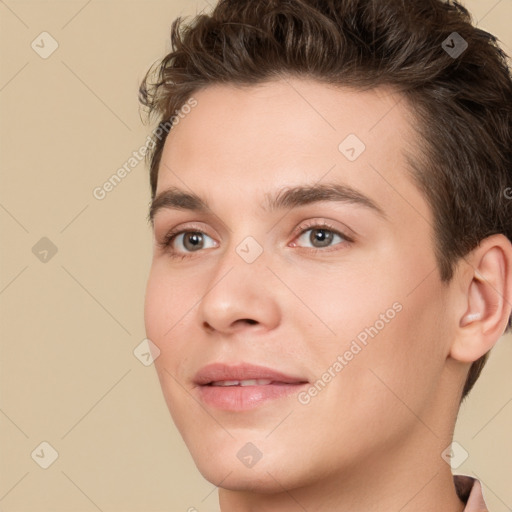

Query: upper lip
left=194, top=363, right=308, bottom=386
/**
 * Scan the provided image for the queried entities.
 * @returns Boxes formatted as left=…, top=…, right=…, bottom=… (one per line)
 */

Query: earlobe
left=450, top=234, right=512, bottom=363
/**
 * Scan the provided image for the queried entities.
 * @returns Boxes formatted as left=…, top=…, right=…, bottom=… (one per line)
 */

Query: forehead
left=155, top=78, right=430, bottom=225
left=161, top=78, right=413, bottom=153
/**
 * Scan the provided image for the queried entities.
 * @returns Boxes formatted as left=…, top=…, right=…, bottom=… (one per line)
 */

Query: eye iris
left=183, top=232, right=203, bottom=251
left=310, top=228, right=333, bottom=247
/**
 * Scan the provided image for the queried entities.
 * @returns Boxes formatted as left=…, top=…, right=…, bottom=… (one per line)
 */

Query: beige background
left=0, top=1, right=511, bottom=510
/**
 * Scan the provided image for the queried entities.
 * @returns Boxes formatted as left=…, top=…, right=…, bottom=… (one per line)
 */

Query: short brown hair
left=139, top=0, right=512, bottom=401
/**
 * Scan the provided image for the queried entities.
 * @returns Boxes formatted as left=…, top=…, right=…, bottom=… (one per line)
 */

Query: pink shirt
left=454, top=475, right=489, bottom=511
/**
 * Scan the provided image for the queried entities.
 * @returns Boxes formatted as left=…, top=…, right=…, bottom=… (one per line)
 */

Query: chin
left=194, top=458, right=300, bottom=494
left=186, top=435, right=321, bottom=495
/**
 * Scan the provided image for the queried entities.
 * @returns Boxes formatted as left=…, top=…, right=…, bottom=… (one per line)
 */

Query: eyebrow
left=148, top=182, right=387, bottom=223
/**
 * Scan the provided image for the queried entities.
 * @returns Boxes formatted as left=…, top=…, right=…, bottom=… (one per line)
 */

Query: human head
left=139, top=0, right=512, bottom=505
left=140, top=0, right=512, bottom=401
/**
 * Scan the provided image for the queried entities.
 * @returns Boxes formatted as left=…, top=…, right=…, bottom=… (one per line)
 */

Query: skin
left=144, top=78, right=512, bottom=511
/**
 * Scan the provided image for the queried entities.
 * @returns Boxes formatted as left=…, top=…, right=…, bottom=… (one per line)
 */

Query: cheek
left=144, top=268, right=169, bottom=343
left=337, top=277, right=450, bottom=429
left=144, top=262, right=196, bottom=342
left=297, top=249, right=449, bottom=405
left=144, top=262, right=208, bottom=390
left=144, top=266, right=194, bottom=422
left=282, top=261, right=402, bottom=348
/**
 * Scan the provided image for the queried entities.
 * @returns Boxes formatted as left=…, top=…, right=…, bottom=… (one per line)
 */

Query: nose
left=197, top=246, right=281, bottom=335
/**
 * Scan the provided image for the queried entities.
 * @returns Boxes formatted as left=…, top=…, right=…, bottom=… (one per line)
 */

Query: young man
left=139, top=0, right=512, bottom=510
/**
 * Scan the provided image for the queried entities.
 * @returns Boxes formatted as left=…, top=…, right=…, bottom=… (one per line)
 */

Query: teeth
left=240, top=379, right=272, bottom=386
left=211, top=379, right=273, bottom=387
left=212, top=380, right=239, bottom=387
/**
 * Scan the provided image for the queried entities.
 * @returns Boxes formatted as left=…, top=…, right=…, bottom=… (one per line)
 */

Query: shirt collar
left=454, top=475, right=489, bottom=511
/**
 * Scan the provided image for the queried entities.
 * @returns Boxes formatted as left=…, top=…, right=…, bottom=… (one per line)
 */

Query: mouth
left=210, top=379, right=277, bottom=386
left=194, top=363, right=309, bottom=411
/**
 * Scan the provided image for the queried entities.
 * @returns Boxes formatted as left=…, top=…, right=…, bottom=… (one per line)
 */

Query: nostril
left=244, top=319, right=258, bottom=325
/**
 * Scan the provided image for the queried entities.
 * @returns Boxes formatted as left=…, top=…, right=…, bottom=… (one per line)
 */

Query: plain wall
left=0, top=0, right=511, bottom=510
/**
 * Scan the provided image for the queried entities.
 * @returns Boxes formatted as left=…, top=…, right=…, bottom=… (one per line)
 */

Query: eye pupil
left=184, top=232, right=203, bottom=251
left=310, top=229, right=333, bottom=247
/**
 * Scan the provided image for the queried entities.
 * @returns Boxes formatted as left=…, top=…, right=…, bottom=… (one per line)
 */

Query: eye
left=292, top=222, right=351, bottom=250
left=157, top=220, right=352, bottom=260
left=159, top=228, right=217, bottom=258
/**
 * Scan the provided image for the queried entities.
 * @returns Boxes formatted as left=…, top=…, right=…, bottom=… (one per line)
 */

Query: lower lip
left=197, top=383, right=308, bottom=411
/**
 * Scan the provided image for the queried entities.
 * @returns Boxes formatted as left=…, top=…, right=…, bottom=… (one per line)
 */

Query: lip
left=194, top=363, right=309, bottom=411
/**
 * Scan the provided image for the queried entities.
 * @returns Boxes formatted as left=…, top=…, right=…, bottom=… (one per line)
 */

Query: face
left=144, top=79, right=458, bottom=494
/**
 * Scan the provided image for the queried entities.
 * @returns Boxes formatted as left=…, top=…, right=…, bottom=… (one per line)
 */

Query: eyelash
left=157, top=220, right=353, bottom=260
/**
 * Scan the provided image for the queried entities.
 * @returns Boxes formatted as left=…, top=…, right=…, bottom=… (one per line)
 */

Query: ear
left=449, top=234, right=512, bottom=363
